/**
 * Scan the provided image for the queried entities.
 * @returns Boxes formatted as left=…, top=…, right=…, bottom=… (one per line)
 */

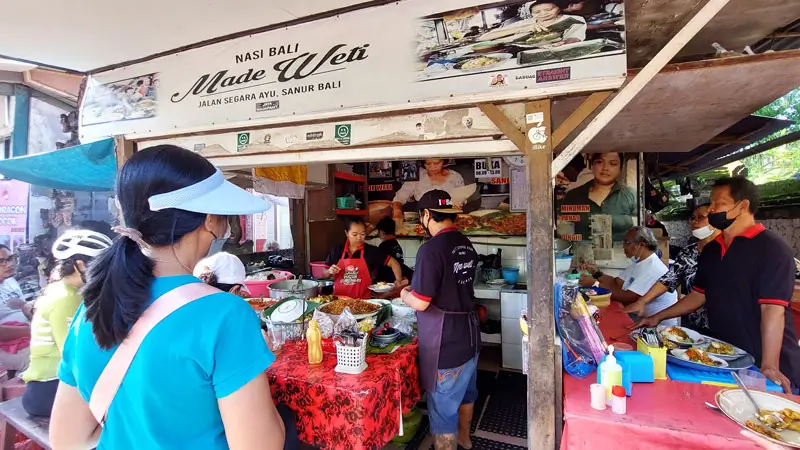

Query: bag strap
left=89, top=282, right=220, bottom=424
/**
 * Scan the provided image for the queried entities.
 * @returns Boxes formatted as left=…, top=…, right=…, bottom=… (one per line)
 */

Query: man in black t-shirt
left=638, top=177, right=800, bottom=394
left=375, top=217, right=413, bottom=283
left=400, top=190, right=480, bottom=450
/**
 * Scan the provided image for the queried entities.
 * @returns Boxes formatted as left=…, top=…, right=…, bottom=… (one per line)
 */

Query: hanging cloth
left=253, top=166, right=307, bottom=199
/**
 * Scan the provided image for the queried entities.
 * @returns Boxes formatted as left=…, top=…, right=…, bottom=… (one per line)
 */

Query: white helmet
left=52, top=230, right=113, bottom=260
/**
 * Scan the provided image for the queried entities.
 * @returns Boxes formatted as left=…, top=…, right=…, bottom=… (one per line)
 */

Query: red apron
left=333, top=245, right=373, bottom=299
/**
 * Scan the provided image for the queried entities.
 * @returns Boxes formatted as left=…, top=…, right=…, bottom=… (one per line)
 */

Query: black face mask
left=420, top=213, right=432, bottom=238
left=708, top=203, right=740, bottom=231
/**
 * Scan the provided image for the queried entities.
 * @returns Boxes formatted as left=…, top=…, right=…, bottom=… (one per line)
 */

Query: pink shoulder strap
left=89, top=282, right=220, bottom=424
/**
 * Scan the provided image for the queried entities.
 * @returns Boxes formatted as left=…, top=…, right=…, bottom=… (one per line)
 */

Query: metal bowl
left=268, top=279, right=320, bottom=300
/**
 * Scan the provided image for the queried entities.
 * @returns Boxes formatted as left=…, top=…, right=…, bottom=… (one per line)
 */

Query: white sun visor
left=148, top=169, right=270, bottom=215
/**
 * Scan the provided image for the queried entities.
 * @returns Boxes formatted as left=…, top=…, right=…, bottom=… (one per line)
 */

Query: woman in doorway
left=50, top=145, right=288, bottom=450
left=323, top=217, right=406, bottom=299
left=624, top=204, right=720, bottom=334
left=560, top=152, right=636, bottom=241
left=392, top=159, right=465, bottom=222
left=22, top=229, right=113, bottom=417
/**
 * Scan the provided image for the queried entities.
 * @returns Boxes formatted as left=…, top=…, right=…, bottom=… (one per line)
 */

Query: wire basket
left=334, top=338, right=368, bottom=374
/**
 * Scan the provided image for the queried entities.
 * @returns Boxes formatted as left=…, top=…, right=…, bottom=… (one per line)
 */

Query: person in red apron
left=323, top=216, right=405, bottom=299
left=400, top=190, right=480, bottom=450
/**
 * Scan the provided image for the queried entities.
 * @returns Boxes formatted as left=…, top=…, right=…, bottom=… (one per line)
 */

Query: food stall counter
left=561, top=303, right=800, bottom=450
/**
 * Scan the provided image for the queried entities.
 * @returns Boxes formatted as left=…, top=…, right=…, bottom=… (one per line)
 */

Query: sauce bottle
left=600, top=344, right=622, bottom=403
left=307, top=320, right=323, bottom=365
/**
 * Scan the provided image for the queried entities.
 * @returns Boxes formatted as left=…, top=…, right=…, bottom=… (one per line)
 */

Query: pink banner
left=0, top=180, right=30, bottom=250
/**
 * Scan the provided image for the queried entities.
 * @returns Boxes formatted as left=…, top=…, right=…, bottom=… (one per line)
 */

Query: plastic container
left=502, top=267, right=520, bottom=284
left=590, top=383, right=607, bottom=410
left=555, top=256, right=573, bottom=273
left=611, top=385, right=627, bottom=414
left=244, top=270, right=294, bottom=297
left=599, top=345, right=623, bottom=403
left=336, top=196, right=355, bottom=209
left=335, top=338, right=368, bottom=374
left=310, top=262, right=328, bottom=279
left=738, top=369, right=767, bottom=390
left=307, top=320, right=323, bottom=365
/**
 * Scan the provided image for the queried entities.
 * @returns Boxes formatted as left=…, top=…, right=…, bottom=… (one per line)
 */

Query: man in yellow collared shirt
left=21, top=229, right=112, bottom=417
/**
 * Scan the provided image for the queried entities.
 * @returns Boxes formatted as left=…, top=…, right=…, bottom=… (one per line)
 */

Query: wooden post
left=113, top=135, right=136, bottom=170
left=551, top=0, right=732, bottom=174
left=525, top=99, right=555, bottom=450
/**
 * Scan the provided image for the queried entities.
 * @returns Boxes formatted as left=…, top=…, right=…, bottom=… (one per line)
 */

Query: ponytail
left=83, top=235, right=154, bottom=349
left=80, top=144, right=215, bottom=349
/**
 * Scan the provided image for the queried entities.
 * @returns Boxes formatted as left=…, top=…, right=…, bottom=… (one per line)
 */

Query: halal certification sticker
left=236, top=132, right=250, bottom=152
left=335, top=124, right=352, bottom=145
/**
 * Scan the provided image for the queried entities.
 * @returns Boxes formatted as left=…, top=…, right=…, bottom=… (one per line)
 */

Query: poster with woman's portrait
left=415, top=0, right=626, bottom=81
left=556, top=152, right=637, bottom=250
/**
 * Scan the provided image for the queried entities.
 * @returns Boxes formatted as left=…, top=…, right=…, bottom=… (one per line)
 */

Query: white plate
left=270, top=298, right=305, bottom=323
left=486, top=279, right=507, bottom=286
left=658, top=325, right=705, bottom=346
left=701, top=338, right=748, bottom=361
left=670, top=349, right=729, bottom=368
left=716, top=389, right=800, bottom=448
left=368, top=283, right=394, bottom=293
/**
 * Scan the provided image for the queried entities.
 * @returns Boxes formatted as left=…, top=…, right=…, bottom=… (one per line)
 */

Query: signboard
left=80, top=0, right=626, bottom=141
left=474, top=158, right=501, bottom=178
left=0, top=180, right=29, bottom=250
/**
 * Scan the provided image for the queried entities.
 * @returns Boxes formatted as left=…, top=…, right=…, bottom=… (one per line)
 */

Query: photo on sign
left=555, top=152, right=636, bottom=246
left=398, top=161, right=420, bottom=181
left=81, top=73, right=158, bottom=126
left=415, top=0, right=625, bottom=81
left=369, top=161, right=393, bottom=179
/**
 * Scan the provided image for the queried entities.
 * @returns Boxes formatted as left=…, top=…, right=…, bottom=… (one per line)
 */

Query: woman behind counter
left=559, top=152, right=636, bottom=242
left=392, top=159, right=464, bottom=223
left=323, top=217, right=406, bottom=299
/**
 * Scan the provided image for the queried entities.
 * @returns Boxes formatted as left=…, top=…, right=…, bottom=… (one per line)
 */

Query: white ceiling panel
left=0, top=0, right=373, bottom=72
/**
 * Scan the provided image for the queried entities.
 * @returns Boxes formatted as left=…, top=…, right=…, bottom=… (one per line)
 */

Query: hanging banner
left=0, top=180, right=30, bottom=250
left=80, top=0, right=626, bottom=141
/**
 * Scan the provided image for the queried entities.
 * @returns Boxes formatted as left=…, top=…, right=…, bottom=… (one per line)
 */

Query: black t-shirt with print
left=375, top=238, right=414, bottom=283
left=693, top=225, right=800, bottom=387
left=411, top=227, right=480, bottom=369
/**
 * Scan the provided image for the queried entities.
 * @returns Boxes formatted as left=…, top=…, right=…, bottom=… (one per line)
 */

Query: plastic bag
left=312, top=309, right=334, bottom=339
left=334, top=308, right=361, bottom=346
left=381, top=317, right=415, bottom=336
left=554, top=278, right=608, bottom=378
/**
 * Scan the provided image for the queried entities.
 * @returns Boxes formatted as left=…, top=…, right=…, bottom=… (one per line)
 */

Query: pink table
left=560, top=303, right=799, bottom=450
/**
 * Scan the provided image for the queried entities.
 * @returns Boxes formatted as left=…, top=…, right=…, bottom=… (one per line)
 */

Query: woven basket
left=334, top=338, right=368, bottom=374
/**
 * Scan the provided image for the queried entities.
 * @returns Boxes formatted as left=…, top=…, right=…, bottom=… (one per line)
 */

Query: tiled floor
left=404, top=348, right=528, bottom=450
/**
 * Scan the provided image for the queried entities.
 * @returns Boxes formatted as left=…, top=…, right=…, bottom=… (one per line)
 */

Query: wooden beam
left=552, top=0, right=732, bottom=175
left=705, top=136, right=751, bottom=145
left=551, top=91, right=612, bottom=149
left=525, top=99, right=555, bottom=450
left=114, top=135, right=136, bottom=170
left=478, top=103, right=527, bottom=152
left=766, top=31, right=800, bottom=39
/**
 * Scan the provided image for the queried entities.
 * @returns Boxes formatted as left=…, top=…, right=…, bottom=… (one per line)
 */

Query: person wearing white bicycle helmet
left=22, top=229, right=112, bottom=417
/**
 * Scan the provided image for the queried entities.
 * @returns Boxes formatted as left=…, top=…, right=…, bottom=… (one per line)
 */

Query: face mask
left=691, top=225, right=715, bottom=240
left=420, top=213, right=432, bottom=238
left=208, top=224, right=231, bottom=257
left=708, top=203, right=740, bottom=231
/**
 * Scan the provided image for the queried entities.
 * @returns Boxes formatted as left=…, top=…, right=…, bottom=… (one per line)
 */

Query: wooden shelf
left=334, top=171, right=366, bottom=183
left=336, top=209, right=368, bottom=216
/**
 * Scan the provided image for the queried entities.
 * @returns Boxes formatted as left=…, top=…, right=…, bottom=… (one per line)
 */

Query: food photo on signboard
left=415, top=0, right=625, bottom=81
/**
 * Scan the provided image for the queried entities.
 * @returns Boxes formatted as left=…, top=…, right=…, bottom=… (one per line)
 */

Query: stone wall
left=663, top=218, right=800, bottom=257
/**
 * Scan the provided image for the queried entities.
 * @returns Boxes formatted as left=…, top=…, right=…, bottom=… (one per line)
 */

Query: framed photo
left=399, top=160, right=419, bottom=181
left=369, top=161, right=393, bottom=179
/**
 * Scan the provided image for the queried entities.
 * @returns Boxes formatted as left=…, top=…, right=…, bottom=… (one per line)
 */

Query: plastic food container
left=502, top=267, right=520, bottom=285
left=310, top=262, right=328, bottom=279
left=555, top=255, right=573, bottom=273
left=244, top=270, right=294, bottom=297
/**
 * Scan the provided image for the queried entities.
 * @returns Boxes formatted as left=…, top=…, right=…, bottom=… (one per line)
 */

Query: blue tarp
left=0, top=138, right=116, bottom=191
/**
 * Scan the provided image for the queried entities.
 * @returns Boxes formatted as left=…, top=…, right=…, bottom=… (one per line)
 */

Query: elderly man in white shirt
left=580, top=226, right=679, bottom=326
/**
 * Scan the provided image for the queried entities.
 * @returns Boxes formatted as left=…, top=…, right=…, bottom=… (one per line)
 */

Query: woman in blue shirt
left=50, top=145, right=286, bottom=450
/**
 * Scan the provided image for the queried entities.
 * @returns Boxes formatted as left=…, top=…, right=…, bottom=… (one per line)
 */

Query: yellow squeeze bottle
left=307, top=320, right=323, bottom=365
left=600, top=344, right=623, bottom=403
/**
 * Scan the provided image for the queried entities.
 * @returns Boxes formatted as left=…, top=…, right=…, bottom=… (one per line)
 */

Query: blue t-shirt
left=58, top=275, right=275, bottom=450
